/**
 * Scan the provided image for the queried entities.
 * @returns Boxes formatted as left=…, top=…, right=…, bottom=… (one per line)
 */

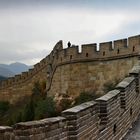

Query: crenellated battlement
left=0, top=35, right=140, bottom=96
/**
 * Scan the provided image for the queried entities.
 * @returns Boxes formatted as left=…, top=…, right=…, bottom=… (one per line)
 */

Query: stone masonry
left=0, top=35, right=140, bottom=104
left=0, top=63, right=140, bottom=140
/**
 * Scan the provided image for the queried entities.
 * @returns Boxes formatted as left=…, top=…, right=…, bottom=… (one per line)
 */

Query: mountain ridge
left=0, top=62, right=32, bottom=77
left=0, top=75, right=7, bottom=81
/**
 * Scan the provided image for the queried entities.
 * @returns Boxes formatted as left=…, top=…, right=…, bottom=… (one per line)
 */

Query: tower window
left=86, top=53, right=89, bottom=57
left=103, top=51, right=105, bottom=56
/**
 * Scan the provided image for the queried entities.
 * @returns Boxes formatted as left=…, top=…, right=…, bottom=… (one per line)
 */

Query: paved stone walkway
left=123, top=116, right=140, bottom=140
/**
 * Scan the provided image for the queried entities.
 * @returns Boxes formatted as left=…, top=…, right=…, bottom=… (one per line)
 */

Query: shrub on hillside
left=104, top=82, right=115, bottom=93
left=32, top=81, right=58, bottom=119
left=59, top=98, right=72, bottom=111
left=35, top=97, right=57, bottom=120
left=0, top=101, right=10, bottom=115
left=22, top=99, right=35, bottom=121
left=74, top=92, right=100, bottom=105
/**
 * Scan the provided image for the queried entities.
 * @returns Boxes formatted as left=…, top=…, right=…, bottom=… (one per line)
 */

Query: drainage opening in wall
left=130, top=108, right=133, bottom=116
left=86, top=53, right=89, bottom=57
left=103, top=51, right=105, bottom=56
left=70, top=55, right=72, bottom=60
left=117, top=49, right=120, bottom=54
left=133, top=46, right=135, bottom=52
left=113, top=124, right=117, bottom=135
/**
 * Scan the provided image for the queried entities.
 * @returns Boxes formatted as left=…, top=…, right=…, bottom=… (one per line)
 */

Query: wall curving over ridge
left=0, top=35, right=140, bottom=103
left=1, top=59, right=140, bottom=139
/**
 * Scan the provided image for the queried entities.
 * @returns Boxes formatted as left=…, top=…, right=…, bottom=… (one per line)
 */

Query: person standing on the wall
left=67, top=41, right=71, bottom=47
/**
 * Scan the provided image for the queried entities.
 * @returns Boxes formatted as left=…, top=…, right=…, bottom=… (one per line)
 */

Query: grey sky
left=0, top=0, right=140, bottom=65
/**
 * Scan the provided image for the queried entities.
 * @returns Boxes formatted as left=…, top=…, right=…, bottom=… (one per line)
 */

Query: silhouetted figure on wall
left=67, top=41, right=71, bottom=48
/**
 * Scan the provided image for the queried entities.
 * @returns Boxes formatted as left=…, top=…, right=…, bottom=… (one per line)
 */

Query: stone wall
left=49, top=57, right=138, bottom=99
left=1, top=63, right=140, bottom=140
left=0, top=35, right=140, bottom=104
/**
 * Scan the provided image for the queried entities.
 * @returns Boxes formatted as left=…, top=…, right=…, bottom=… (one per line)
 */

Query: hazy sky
left=0, top=0, right=140, bottom=65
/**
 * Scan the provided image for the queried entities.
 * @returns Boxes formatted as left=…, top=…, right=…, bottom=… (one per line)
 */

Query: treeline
left=0, top=81, right=101, bottom=126
left=0, top=81, right=59, bottom=125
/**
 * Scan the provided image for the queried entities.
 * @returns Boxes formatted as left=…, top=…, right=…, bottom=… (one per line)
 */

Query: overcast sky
left=0, top=0, right=140, bottom=65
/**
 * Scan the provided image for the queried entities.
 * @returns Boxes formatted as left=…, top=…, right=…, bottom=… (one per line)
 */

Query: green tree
left=22, top=99, right=35, bottom=121
left=0, top=101, right=9, bottom=115
left=74, top=92, right=100, bottom=105
left=35, top=97, right=57, bottom=119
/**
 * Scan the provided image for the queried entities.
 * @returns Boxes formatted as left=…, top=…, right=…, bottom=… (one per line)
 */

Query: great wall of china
left=1, top=35, right=140, bottom=139
left=0, top=58, right=140, bottom=140
left=0, top=35, right=140, bottom=104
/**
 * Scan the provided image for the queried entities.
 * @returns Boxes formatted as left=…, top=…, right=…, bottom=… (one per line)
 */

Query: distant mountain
left=0, top=62, right=32, bottom=77
left=0, top=67, right=15, bottom=77
left=0, top=75, right=7, bottom=81
left=7, top=62, right=32, bottom=74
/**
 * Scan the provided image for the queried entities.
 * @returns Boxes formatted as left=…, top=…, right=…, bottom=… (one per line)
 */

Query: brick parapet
left=1, top=63, right=140, bottom=139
